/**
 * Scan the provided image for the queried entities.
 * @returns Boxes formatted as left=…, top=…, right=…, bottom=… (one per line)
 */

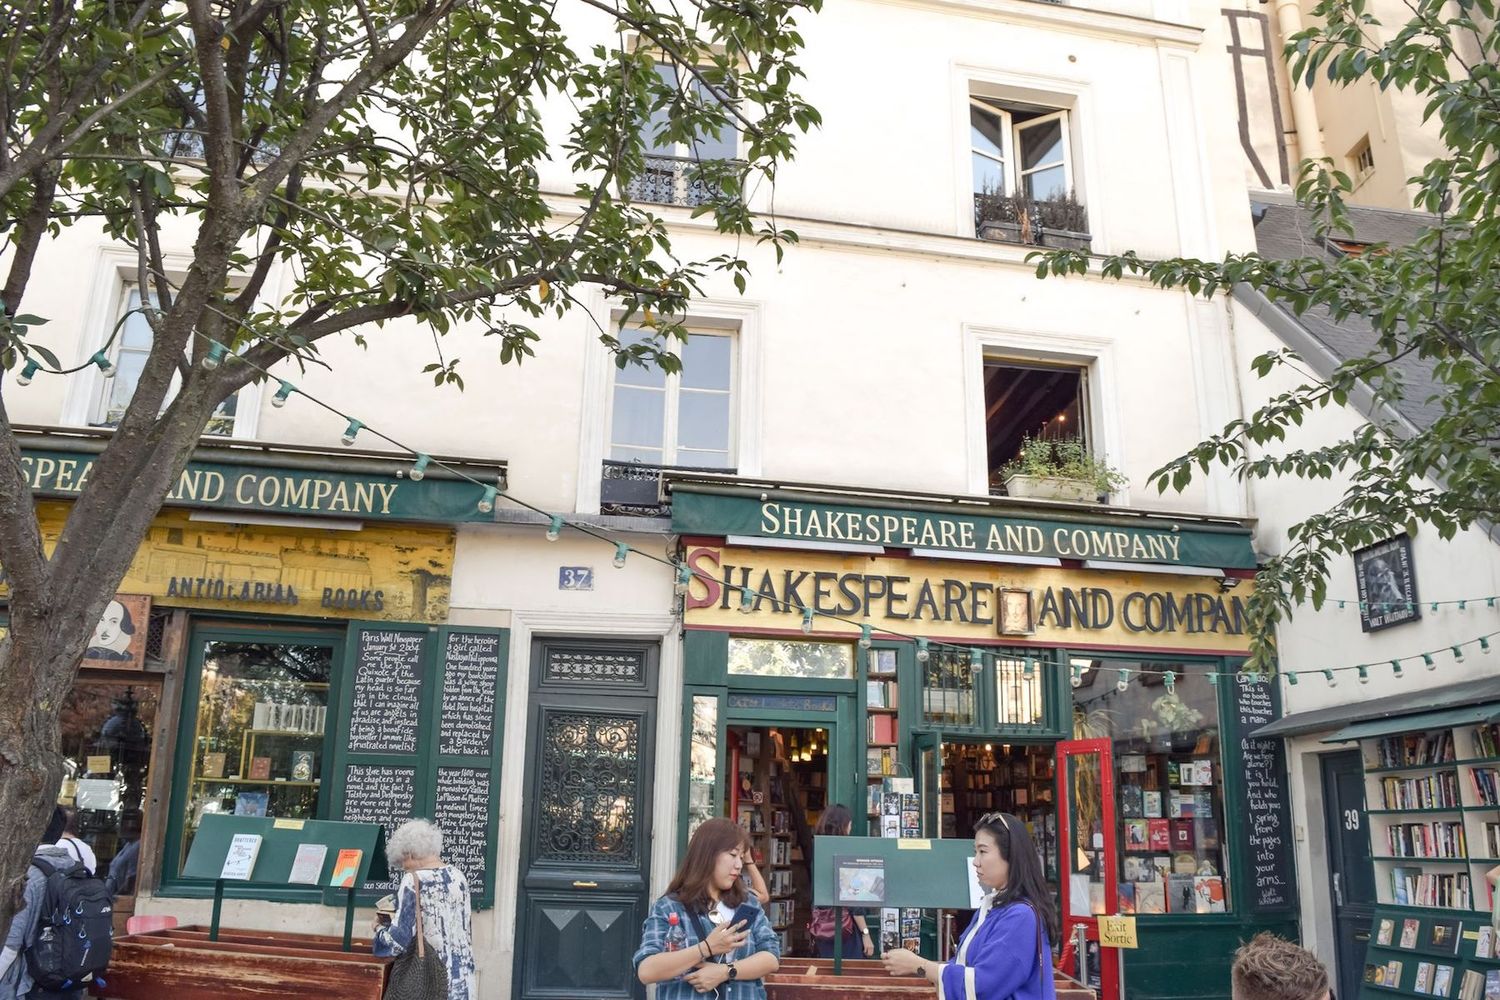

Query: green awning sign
left=671, top=491, right=1256, bottom=569
left=20, top=448, right=494, bottom=524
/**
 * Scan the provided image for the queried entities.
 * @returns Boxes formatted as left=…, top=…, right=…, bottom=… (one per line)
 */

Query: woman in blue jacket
left=882, top=812, right=1057, bottom=1000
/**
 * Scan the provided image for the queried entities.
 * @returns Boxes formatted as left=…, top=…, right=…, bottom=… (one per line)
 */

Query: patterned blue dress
left=372, top=866, right=476, bottom=1000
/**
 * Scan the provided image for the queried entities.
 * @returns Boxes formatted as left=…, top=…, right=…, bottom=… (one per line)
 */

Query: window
left=970, top=96, right=1087, bottom=243
left=1071, top=659, right=1231, bottom=915
left=983, top=359, right=1088, bottom=491
left=93, top=284, right=239, bottom=436
left=727, top=638, right=854, bottom=679
left=608, top=327, right=734, bottom=469
left=627, top=63, right=740, bottom=207
left=177, top=636, right=337, bottom=870
left=1351, top=136, right=1375, bottom=183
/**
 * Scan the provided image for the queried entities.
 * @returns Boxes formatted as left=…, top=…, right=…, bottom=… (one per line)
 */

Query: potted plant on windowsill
left=973, top=187, right=1091, bottom=251
left=1000, top=436, right=1127, bottom=502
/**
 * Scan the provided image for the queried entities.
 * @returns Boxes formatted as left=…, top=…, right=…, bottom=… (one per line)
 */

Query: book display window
left=1073, top=660, right=1231, bottom=915
left=180, top=638, right=336, bottom=866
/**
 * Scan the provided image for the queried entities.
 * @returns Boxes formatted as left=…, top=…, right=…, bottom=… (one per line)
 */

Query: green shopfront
left=668, top=481, right=1300, bottom=1000
left=6, top=431, right=510, bottom=927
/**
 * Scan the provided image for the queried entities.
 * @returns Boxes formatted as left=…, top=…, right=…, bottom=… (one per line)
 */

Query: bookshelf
left=1360, top=725, right=1500, bottom=913
left=732, top=728, right=801, bottom=950
left=865, top=648, right=901, bottom=812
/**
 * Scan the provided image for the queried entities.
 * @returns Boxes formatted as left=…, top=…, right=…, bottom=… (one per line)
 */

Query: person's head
left=1231, top=933, right=1330, bottom=1000
left=91, top=600, right=134, bottom=650
left=972, top=812, right=1058, bottom=942
left=666, top=818, right=746, bottom=913
left=815, top=804, right=853, bottom=837
left=42, top=805, right=68, bottom=844
left=59, top=806, right=79, bottom=837
left=386, top=818, right=443, bottom=871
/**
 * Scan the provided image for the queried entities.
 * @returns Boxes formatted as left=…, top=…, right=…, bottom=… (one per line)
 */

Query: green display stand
left=182, top=814, right=388, bottom=950
left=810, top=835, right=978, bottom=974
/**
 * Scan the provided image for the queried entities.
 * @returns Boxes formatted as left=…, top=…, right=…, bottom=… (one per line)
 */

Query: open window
left=627, top=63, right=741, bottom=207
left=970, top=95, right=1088, bottom=247
left=983, top=359, right=1088, bottom=492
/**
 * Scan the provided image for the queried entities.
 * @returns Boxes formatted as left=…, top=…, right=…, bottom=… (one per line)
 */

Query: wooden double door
left=512, top=638, right=658, bottom=1000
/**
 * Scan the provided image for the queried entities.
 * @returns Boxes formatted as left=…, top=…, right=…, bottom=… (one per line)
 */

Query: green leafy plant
left=1001, top=436, right=1128, bottom=495
left=974, top=185, right=1090, bottom=235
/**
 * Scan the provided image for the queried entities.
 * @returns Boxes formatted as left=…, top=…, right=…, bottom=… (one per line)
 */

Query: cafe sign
left=19, top=448, right=495, bottom=524
left=671, top=491, right=1256, bottom=569
left=683, top=545, right=1252, bottom=654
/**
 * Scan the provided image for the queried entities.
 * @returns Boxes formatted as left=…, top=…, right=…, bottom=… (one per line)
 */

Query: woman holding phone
left=635, top=818, right=781, bottom=997
left=881, top=812, right=1057, bottom=1000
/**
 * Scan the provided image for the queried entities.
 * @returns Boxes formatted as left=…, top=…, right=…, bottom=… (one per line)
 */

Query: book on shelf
left=1477, top=925, right=1495, bottom=959
left=1387, top=961, right=1405, bottom=987
left=1458, top=969, right=1483, bottom=1000
left=867, top=714, right=897, bottom=745
left=1471, top=768, right=1500, bottom=806
left=1471, top=724, right=1500, bottom=760
left=1435, top=964, right=1455, bottom=998
left=1135, top=881, right=1165, bottom=914
left=1401, top=918, right=1421, bottom=949
left=290, top=751, right=315, bottom=782
left=1147, top=819, right=1171, bottom=851
left=248, top=756, right=272, bottom=780
left=866, top=680, right=898, bottom=709
left=1381, top=772, right=1461, bottom=810
left=251, top=702, right=327, bottom=735
left=234, top=791, right=269, bottom=817
left=1120, top=785, right=1144, bottom=818
left=287, top=843, right=328, bottom=884
left=1376, top=918, right=1395, bottom=946
left=1386, top=821, right=1467, bottom=858
left=220, top=833, right=262, bottom=880
left=201, top=752, right=227, bottom=778
left=1488, top=970, right=1500, bottom=1000
left=1143, top=791, right=1163, bottom=818
left=1375, top=731, right=1456, bottom=768
left=1417, top=962, right=1435, bottom=994
left=1391, top=867, right=1472, bottom=909
left=1428, top=919, right=1462, bottom=955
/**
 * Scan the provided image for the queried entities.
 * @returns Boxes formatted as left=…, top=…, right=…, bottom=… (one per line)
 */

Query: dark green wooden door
left=1323, top=750, right=1375, bottom=1000
left=513, top=638, right=658, bottom=1000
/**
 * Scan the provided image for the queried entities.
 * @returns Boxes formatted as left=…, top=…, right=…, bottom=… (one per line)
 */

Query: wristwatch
left=727, top=963, right=739, bottom=981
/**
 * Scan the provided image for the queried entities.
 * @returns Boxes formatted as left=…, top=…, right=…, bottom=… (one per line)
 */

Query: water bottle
left=665, top=912, right=687, bottom=952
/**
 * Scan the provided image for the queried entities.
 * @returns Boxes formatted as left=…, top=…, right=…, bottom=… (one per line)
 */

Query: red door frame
left=1056, top=737, right=1121, bottom=1000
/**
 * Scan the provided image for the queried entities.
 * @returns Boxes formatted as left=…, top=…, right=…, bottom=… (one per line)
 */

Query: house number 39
left=1343, top=809, right=1360, bottom=831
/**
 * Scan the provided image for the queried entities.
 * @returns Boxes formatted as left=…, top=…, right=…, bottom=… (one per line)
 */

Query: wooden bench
left=767, top=957, right=1096, bottom=1000
left=92, top=924, right=388, bottom=1000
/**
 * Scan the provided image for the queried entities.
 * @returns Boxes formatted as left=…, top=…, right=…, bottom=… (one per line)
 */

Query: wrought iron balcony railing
left=624, top=154, right=744, bottom=208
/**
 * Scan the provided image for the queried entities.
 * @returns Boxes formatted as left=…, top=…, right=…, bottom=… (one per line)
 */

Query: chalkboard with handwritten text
left=1229, top=675, right=1296, bottom=912
left=434, top=767, right=491, bottom=895
left=341, top=764, right=417, bottom=891
left=438, top=632, right=502, bottom=757
left=347, top=630, right=425, bottom=754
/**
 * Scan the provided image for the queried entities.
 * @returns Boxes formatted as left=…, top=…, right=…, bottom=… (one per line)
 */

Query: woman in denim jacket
left=634, top=818, right=781, bottom=997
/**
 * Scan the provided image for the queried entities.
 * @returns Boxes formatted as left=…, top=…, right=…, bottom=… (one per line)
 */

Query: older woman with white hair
left=372, top=819, right=476, bottom=1000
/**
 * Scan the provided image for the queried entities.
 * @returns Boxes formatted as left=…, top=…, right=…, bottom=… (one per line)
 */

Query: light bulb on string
left=1324, top=669, right=1338, bottom=688
left=738, top=589, right=754, bottom=614
left=1357, top=664, right=1370, bottom=684
left=271, top=380, right=295, bottom=407
left=1390, top=659, right=1403, bottom=679
left=545, top=516, right=563, bottom=542
left=1023, top=657, right=1035, bottom=679
left=969, top=648, right=982, bottom=668
left=1070, top=662, right=1084, bottom=688
left=1286, top=672, right=1299, bottom=685
left=1163, top=671, right=1176, bottom=695
left=1459, top=601, right=1468, bottom=611
left=1454, top=645, right=1466, bottom=663
left=859, top=625, right=873, bottom=650
left=91, top=351, right=115, bottom=378
left=801, top=608, right=815, bottom=635
left=1423, top=653, right=1436, bottom=671
left=916, top=638, right=929, bottom=663
left=15, top=359, right=39, bottom=386
left=613, top=543, right=629, bottom=569
left=340, top=418, right=363, bottom=446
left=408, top=454, right=430, bottom=481
left=1481, top=637, right=1492, bottom=655
left=674, top=565, right=692, bottom=595
left=202, top=341, right=227, bottom=370
left=1432, top=602, right=1440, bottom=612
left=1207, top=672, right=1219, bottom=686
left=1116, top=668, right=1130, bottom=693
left=477, top=485, right=496, bottom=513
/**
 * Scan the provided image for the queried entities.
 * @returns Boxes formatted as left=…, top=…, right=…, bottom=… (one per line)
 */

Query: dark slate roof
left=1249, top=199, right=1444, bottom=431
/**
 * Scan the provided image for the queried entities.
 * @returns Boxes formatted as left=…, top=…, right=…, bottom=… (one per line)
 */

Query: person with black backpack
left=0, top=806, right=114, bottom=1000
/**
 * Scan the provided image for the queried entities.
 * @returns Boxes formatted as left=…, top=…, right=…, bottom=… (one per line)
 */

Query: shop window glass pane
left=923, top=649, right=977, bottom=727
left=687, top=695, right=719, bottom=840
left=727, top=638, right=854, bottom=679
left=995, top=653, right=1045, bottom=727
left=180, top=640, right=334, bottom=867
left=1071, top=659, right=1230, bottom=915
left=59, top=682, right=159, bottom=888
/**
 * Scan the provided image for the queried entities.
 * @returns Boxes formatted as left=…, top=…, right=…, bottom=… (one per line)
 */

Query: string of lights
left=10, top=311, right=1497, bottom=690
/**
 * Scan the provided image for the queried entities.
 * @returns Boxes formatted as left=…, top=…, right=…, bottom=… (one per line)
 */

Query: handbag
left=383, top=875, right=450, bottom=1000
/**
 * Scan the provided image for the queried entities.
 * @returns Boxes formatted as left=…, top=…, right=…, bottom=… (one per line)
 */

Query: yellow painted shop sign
left=683, top=545, right=1252, bottom=654
left=1, top=502, right=454, bottom=623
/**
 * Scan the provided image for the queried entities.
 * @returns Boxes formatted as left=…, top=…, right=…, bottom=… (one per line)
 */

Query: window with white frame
left=970, top=95, right=1086, bottom=240
left=628, top=63, right=740, bottom=207
left=608, top=327, right=734, bottom=469
left=93, top=284, right=239, bottom=436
